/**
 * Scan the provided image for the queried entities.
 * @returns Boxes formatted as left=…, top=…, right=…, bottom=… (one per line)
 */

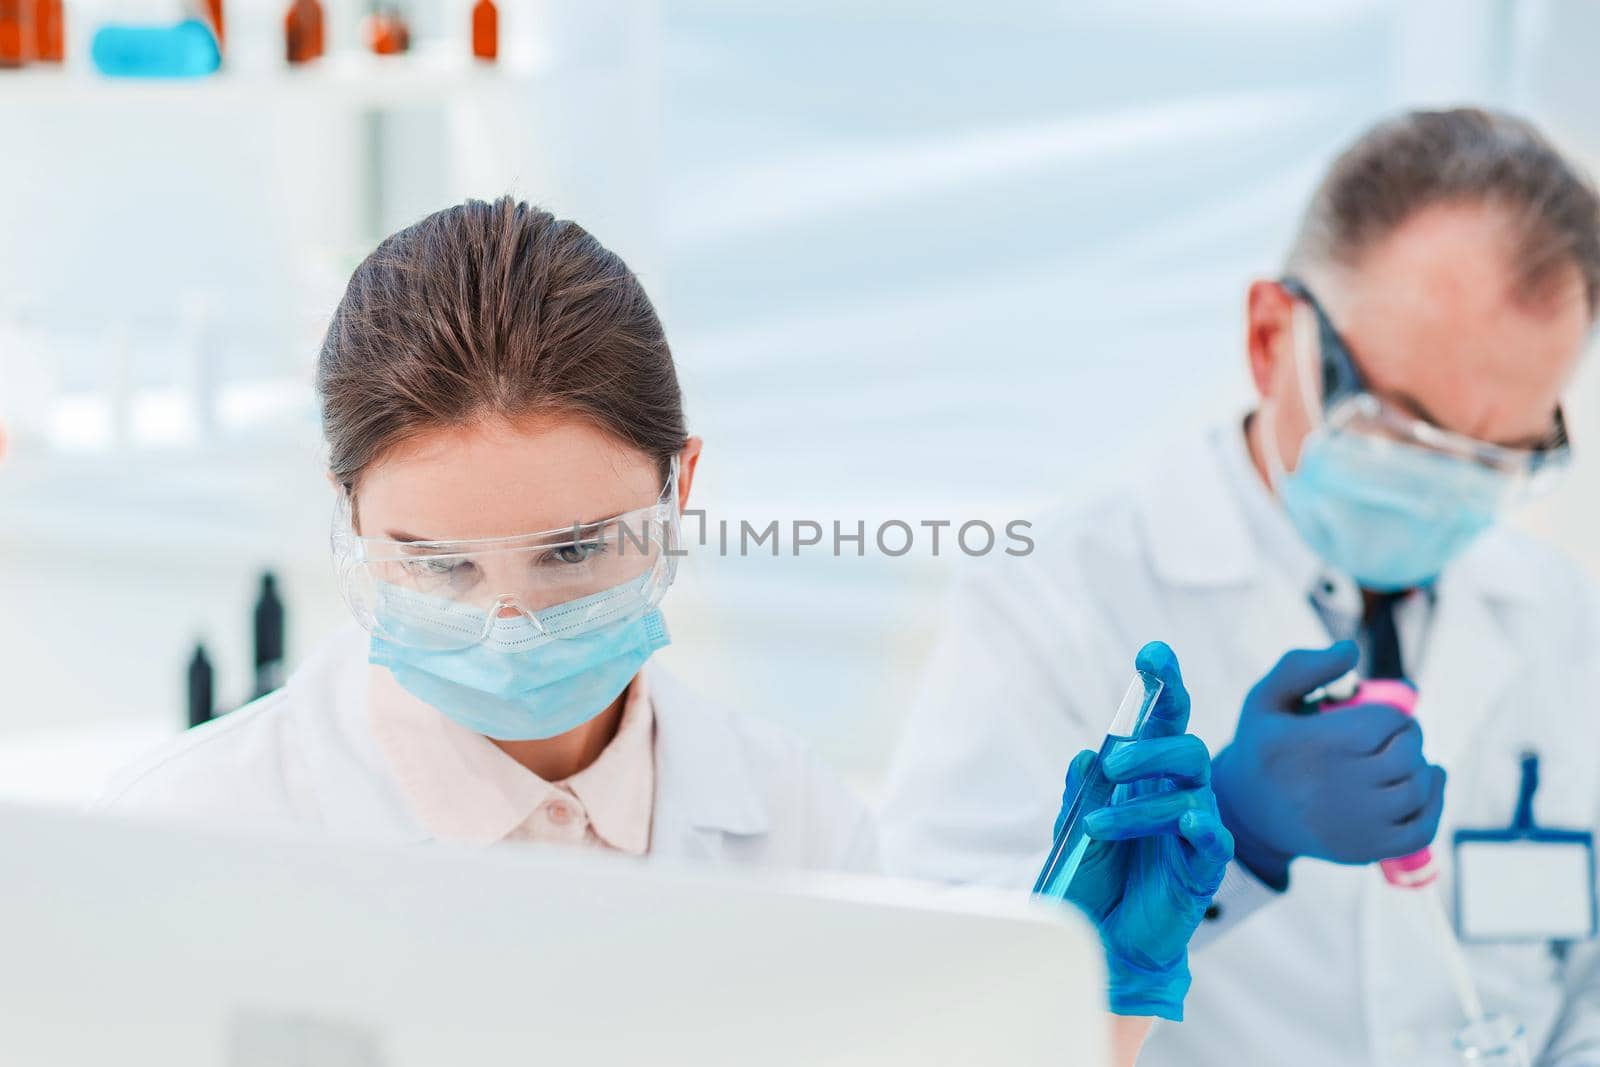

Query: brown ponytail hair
left=317, top=197, right=687, bottom=494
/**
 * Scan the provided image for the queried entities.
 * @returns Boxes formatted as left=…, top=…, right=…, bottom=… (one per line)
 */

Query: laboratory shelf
left=0, top=436, right=333, bottom=558
left=0, top=42, right=544, bottom=109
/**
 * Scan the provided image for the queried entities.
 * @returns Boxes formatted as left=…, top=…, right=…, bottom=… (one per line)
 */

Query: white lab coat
left=881, top=422, right=1600, bottom=1067
left=99, top=624, right=879, bottom=875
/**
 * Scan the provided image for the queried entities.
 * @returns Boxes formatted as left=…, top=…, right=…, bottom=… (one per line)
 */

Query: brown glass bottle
left=471, top=0, right=495, bottom=61
left=0, top=0, right=32, bottom=68
left=366, top=5, right=409, bottom=55
left=32, top=0, right=60, bottom=62
left=201, top=0, right=223, bottom=50
left=284, top=0, right=323, bottom=64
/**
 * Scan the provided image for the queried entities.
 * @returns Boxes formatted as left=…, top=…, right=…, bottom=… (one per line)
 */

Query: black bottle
left=253, top=571, right=286, bottom=699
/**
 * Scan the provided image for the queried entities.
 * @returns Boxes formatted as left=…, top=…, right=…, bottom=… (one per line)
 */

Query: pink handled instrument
left=1311, top=672, right=1437, bottom=889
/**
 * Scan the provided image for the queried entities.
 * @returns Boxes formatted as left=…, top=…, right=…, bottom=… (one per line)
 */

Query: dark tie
left=1362, top=591, right=1408, bottom=681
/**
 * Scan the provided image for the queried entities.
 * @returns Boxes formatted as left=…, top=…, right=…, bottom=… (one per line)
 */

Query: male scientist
left=882, top=108, right=1600, bottom=1065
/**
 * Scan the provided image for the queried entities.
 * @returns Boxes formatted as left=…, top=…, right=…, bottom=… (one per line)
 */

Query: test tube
left=1454, top=1013, right=1528, bottom=1067
left=1033, top=670, right=1164, bottom=900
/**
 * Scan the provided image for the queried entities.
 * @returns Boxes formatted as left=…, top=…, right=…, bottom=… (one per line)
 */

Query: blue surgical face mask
left=368, top=579, right=671, bottom=741
left=1274, top=422, right=1509, bottom=592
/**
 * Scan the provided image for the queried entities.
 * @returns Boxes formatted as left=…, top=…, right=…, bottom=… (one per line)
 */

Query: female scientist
left=98, top=198, right=1229, bottom=1049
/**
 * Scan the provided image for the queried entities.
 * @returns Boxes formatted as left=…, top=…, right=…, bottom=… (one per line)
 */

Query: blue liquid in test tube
left=1033, top=670, right=1165, bottom=900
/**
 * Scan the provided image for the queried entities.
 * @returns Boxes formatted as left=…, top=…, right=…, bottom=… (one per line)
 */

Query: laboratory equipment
left=1214, top=641, right=1445, bottom=888
left=0, top=804, right=1108, bottom=1067
left=1453, top=1013, right=1529, bottom=1067
left=32, top=0, right=60, bottom=61
left=1033, top=669, right=1164, bottom=899
left=197, top=0, right=221, bottom=48
left=1311, top=671, right=1437, bottom=886
left=90, top=18, right=220, bottom=77
left=186, top=642, right=214, bottom=729
left=0, top=0, right=29, bottom=66
left=282, top=0, right=321, bottom=64
left=252, top=570, right=285, bottom=698
left=1313, top=671, right=1506, bottom=1053
left=472, top=0, right=495, bottom=60
left=365, top=2, right=409, bottom=55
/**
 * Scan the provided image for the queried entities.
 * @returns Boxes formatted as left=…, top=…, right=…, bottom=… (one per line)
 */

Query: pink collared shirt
left=367, top=665, right=655, bottom=854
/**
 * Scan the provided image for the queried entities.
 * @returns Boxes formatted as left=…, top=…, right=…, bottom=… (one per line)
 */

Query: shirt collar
left=367, top=666, right=655, bottom=851
left=562, top=675, right=654, bottom=855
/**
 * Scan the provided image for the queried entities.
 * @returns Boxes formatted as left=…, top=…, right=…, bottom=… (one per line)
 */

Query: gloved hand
left=1057, top=641, right=1233, bottom=1022
left=1211, top=640, right=1446, bottom=890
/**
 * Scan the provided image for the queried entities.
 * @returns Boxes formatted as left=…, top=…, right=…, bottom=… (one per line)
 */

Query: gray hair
left=1287, top=108, right=1600, bottom=315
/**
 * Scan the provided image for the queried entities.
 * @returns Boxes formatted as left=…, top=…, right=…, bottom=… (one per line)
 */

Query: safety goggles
left=332, top=461, right=681, bottom=652
left=1280, top=277, right=1572, bottom=489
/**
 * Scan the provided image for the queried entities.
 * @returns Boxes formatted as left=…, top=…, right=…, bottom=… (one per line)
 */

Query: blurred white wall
left=3, top=0, right=1599, bottom=803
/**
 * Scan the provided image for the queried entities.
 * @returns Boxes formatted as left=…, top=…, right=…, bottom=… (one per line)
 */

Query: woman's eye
left=402, top=557, right=479, bottom=588
left=548, top=541, right=606, bottom=566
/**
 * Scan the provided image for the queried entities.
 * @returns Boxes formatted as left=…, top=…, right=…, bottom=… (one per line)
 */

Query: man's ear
left=676, top=436, right=703, bottom=512
left=1246, top=279, right=1297, bottom=398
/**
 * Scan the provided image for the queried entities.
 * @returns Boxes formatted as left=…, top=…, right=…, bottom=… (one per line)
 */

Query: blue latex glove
left=1211, top=641, right=1447, bottom=890
left=1056, top=641, right=1234, bottom=1022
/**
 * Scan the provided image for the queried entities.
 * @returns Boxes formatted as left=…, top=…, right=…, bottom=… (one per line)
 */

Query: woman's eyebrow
left=380, top=510, right=639, bottom=545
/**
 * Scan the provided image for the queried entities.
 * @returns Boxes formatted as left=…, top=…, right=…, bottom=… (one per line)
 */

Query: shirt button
left=545, top=800, right=575, bottom=826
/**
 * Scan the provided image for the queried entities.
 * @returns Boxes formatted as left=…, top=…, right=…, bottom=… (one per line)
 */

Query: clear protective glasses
left=1281, top=276, right=1572, bottom=493
left=332, top=459, right=681, bottom=652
